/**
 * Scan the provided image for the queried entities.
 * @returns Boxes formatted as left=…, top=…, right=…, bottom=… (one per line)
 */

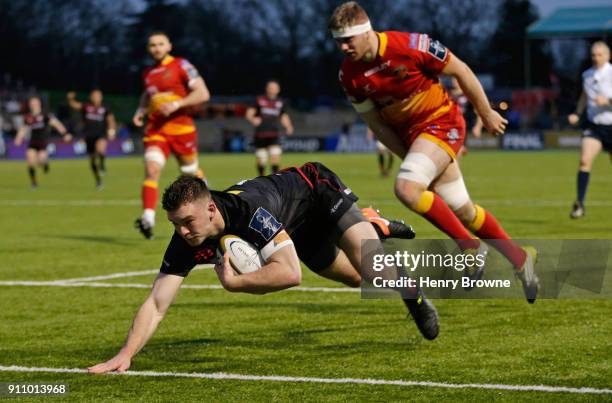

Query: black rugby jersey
left=24, top=113, right=53, bottom=141
left=82, top=104, right=110, bottom=137
left=160, top=162, right=358, bottom=276
left=253, top=96, right=286, bottom=138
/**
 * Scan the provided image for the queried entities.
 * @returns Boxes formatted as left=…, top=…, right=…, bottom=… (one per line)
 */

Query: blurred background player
left=67, top=89, right=116, bottom=190
left=133, top=31, right=211, bottom=239
left=567, top=41, right=612, bottom=219
left=330, top=1, right=539, bottom=302
left=245, top=79, right=294, bottom=175
left=367, top=127, right=393, bottom=176
left=14, top=95, right=71, bottom=188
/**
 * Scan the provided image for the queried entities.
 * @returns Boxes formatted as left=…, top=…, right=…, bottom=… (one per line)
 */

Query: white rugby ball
left=219, top=235, right=264, bottom=274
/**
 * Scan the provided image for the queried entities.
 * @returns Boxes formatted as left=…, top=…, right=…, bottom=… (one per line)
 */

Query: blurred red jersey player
left=133, top=31, right=211, bottom=239
left=330, top=1, right=539, bottom=302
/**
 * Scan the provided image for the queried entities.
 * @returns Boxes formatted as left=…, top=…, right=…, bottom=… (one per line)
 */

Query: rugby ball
left=218, top=235, right=264, bottom=274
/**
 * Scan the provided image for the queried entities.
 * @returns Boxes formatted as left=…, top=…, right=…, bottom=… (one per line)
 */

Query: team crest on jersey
left=428, top=40, right=448, bottom=62
left=448, top=128, right=459, bottom=143
left=393, top=65, right=410, bottom=81
left=249, top=207, right=281, bottom=241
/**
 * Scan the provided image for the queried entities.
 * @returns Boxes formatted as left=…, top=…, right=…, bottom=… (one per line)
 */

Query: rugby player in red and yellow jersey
left=133, top=31, right=211, bottom=239
left=330, top=1, right=539, bottom=302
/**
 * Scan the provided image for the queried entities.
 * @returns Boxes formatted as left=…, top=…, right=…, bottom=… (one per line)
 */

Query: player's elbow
left=283, top=264, right=302, bottom=288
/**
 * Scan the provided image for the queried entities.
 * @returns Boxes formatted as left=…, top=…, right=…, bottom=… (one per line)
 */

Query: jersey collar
left=160, top=55, right=175, bottom=66
left=376, top=32, right=388, bottom=58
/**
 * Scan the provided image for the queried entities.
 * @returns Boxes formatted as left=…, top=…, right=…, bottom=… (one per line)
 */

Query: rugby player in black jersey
left=14, top=96, right=72, bottom=188
left=67, top=90, right=116, bottom=189
left=89, top=162, right=437, bottom=374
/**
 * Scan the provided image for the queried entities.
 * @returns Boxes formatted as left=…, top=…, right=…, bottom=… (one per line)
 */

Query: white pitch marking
left=0, top=365, right=610, bottom=395
left=51, top=265, right=213, bottom=284
left=3, top=199, right=612, bottom=208
left=0, top=281, right=357, bottom=293
left=362, top=199, right=612, bottom=207
left=0, top=200, right=140, bottom=206
left=59, top=269, right=160, bottom=283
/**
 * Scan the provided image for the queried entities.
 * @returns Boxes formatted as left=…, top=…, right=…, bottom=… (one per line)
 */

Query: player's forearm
left=120, top=298, right=165, bottom=357
left=575, top=92, right=587, bottom=115
left=231, top=262, right=301, bottom=294
left=180, top=83, right=210, bottom=109
left=281, top=115, right=293, bottom=134
left=453, top=64, right=493, bottom=118
left=136, top=93, right=149, bottom=112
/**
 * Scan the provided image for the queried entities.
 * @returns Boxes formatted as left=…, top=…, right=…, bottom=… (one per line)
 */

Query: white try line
left=363, top=199, right=612, bottom=207
left=53, top=265, right=213, bottom=284
left=0, top=280, right=358, bottom=293
left=0, top=200, right=140, bottom=206
left=3, top=199, right=612, bottom=208
left=0, top=365, right=610, bottom=395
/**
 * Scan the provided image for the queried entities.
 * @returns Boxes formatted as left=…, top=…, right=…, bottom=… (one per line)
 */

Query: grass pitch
left=0, top=151, right=611, bottom=402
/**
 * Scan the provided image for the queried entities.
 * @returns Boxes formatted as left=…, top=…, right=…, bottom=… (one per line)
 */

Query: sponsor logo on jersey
left=418, top=34, right=429, bottom=52
left=330, top=198, right=344, bottom=214
left=249, top=207, right=281, bottom=241
left=428, top=40, right=448, bottom=61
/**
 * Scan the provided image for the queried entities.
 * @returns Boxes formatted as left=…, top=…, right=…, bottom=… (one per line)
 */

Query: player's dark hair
left=328, top=1, right=369, bottom=31
left=148, top=30, right=170, bottom=41
left=162, top=175, right=211, bottom=212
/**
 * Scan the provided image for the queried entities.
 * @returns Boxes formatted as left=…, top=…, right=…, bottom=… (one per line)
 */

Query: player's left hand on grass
left=214, top=251, right=240, bottom=291
left=160, top=100, right=181, bottom=116
left=88, top=352, right=131, bottom=374
left=481, top=109, right=508, bottom=136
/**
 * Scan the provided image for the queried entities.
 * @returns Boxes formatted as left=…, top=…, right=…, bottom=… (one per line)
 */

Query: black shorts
left=288, top=162, right=364, bottom=272
left=253, top=136, right=280, bottom=149
left=85, top=136, right=104, bottom=154
left=27, top=139, right=48, bottom=151
left=584, top=123, right=612, bottom=152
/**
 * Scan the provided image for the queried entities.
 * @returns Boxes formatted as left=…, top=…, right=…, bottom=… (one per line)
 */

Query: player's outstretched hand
left=88, top=353, right=131, bottom=374
left=214, top=252, right=239, bottom=291
left=481, top=109, right=508, bottom=136
left=63, top=134, right=73, bottom=143
left=568, top=114, right=580, bottom=125
left=133, top=112, right=145, bottom=127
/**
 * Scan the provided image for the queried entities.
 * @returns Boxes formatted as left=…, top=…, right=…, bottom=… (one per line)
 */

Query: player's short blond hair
left=328, top=1, right=370, bottom=32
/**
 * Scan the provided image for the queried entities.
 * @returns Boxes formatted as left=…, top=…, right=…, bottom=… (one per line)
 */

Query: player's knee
left=255, top=148, right=268, bottom=164
left=579, top=159, right=593, bottom=171
left=346, top=272, right=362, bottom=288
left=268, top=145, right=282, bottom=160
left=394, top=179, right=426, bottom=210
left=144, top=149, right=166, bottom=169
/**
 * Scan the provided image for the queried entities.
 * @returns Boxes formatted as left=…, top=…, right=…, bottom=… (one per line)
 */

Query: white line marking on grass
left=0, top=280, right=358, bottom=293
left=363, top=199, right=612, bottom=207
left=59, top=269, right=159, bottom=283
left=0, top=365, right=610, bottom=395
left=0, top=200, right=140, bottom=206
left=53, top=265, right=212, bottom=284
left=4, top=198, right=612, bottom=208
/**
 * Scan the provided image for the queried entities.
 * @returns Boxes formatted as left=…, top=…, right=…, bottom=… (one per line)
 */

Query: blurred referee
left=568, top=41, right=612, bottom=219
